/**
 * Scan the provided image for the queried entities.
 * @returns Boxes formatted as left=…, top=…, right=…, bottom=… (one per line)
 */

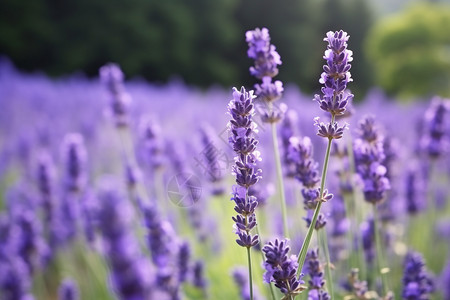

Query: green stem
left=373, top=204, right=389, bottom=295
left=271, top=122, right=289, bottom=238
left=320, top=229, right=334, bottom=299
left=255, top=224, right=276, bottom=300
left=297, top=136, right=333, bottom=275
left=247, top=247, right=254, bottom=300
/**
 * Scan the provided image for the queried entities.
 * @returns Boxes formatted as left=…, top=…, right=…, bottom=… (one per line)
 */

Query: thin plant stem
left=373, top=204, right=389, bottom=295
left=255, top=223, right=276, bottom=300
left=247, top=247, right=254, bottom=300
left=320, top=229, right=334, bottom=299
left=271, top=121, right=289, bottom=238
left=297, top=135, right=333, bottom=275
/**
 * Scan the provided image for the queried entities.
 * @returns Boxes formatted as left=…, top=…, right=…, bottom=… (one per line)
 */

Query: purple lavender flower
left=97, top=184, right=154, bottom=300
left=246, top=27, right=285, bottom=124
left=304, top=248, right=331, bottom=300
left=360, top=219, right=375, bottom=265
left=402, top=252, right=434, bottom=300
left=405, top=168, right=425, bottom=215
left=199, top=124, right=225, bottom=194
left=288, top=136, right=332, bottom=228
left=35, top=151, right=56, bottom=223
left=0, top=256, right=34, bottom=300
left=315, top=31, right=353, bottom=117
left=177, top=241, right=190, bottom=284
left=142, top=203, right=181, bottom=298
left=354, top=116, right=390, bottom=205
left=142, top=203, right=177, bottom=267
left=232, top=267, right=262, bottom=300
left=246, top=28, right=282, bottom=80
left=330, top=195, right=349, bottom=238
left=58, top=278, right=79, bottom=300
left=442, top=260, right=450, bottom=300
left=420, top=97, right=449, bottom=159
left=344, top=269, right=369, bottom=299
left=262, top=239, right=305, bottom=298
left=99, top=63, right=131, bottom=127
left=227, top=87, right=261, bottom=248
left=288, top=136, right=320, bottom=190
left=313, top=30, right=353, bottom=140
left=140, top=117, right=165, bottom=173
left=279, top=110, right=298, bottom=178
left=61, top=133, right=87, bottom=193
left=192, top=260, right=207, bottom=292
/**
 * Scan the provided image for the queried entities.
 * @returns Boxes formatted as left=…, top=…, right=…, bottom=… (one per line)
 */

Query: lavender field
left=0, top=28, right=449, bottom=300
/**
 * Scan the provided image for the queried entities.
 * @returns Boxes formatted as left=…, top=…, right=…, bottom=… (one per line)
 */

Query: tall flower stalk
left=246, top=28, right=289, bottom=237
left=227, top=87, right=262, bottom=300
left=353, top=115, right=391, bottom=294
left=296, top=31, right=354, bottom=294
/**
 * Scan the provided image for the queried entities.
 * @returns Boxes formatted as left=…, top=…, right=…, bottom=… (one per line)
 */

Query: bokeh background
left=1, top=0, right=450, bottom=99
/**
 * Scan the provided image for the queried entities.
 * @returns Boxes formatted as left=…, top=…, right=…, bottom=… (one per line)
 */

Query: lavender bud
left=61, top=133, right=87, bottom=193
left=402, top=252, right=434, bottom=299
left=99, top=63, right=131, bottom=128
left=262, top=238, right=305, bottom=297
left=58, top=278, right=79, bottom=300
left=246, top=28, right=282, bottom=79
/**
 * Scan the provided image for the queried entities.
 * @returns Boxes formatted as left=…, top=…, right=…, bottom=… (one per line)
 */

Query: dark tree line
left=0, top=0, right=374, bottom=95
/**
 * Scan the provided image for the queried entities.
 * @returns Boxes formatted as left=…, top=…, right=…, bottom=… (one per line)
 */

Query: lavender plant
left=295, top=31, right=354, bottom=299
left=97, top=183, right=154, bottom=300
left=354, top=115, right=391, bottom=294
left=402, top=252, right=434, bottom=299
left=262, top=239, right=304, bottom=299
left=58, top=278, right=79, bottom=300
left=227, top=86, right=261, bottom=299
left=246, top=27, right=289, bottom=237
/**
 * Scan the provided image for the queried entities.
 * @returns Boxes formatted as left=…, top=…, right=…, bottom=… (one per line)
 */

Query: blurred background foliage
left=0, top=0, right=450, bottom=98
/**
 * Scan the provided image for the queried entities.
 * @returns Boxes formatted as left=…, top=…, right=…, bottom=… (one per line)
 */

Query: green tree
left=366, top=2, right=450, bottom=98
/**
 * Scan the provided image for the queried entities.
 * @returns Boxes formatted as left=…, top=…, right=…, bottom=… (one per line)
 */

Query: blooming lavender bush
left=0, top=27, right=448, bottom=300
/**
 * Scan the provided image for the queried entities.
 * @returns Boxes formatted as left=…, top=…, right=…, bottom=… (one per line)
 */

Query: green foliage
left=366, top=2, right=450, bottom=99
left=0, top=0, right=374, bottom=92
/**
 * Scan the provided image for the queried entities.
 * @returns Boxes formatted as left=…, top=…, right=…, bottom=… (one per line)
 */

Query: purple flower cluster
left=344, top=269, right=369, bottom=299
left=354, top=116, right=390, bottom=205
left=99, top=63, right=131, bottom=127
left=58, top=278, right=79, bottom=300
left=262, top=239, right=305, bottom=298
left=288, top=136, right=332, bottom=228
left=142, top=203, right=182, bottom=298
left=232, top=267, right=263, bottom=300
left=97, top=185, right=154, bottom=300
left=305, top=248, right=331, bottom=300
left=246, top=28, right=282, bottom=80
left=227, top=87, right=261, bottom=248
left=61, top=133, right=87, bottom=193
left=314, top=30, right=353, bottom=139
left=442, top=260, right=450, bottom=300
left=402, top=252, right=434, bottom=299
left=199, top=124, right=225, bottom=194
left=420, top=97, right=449, bottom=159
left=246, top=27, right=284, bottom=123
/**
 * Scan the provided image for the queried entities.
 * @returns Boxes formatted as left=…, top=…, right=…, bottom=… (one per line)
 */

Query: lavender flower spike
left=97, top=183, right=154, bottom=300
left=314, top=30, right=353, bottom=139
left=246, top=28, right=282, bottom=80
left=402, top=252, right=434, bottom=299
left=262, top=239, right=305, bottom=298
left=61, top=133, right=87, bottom=193
left=58, top=278, right=79, bottom=300
left=99, top=63, right=131, bottom=127
left=227, top=87, right=261, bottom=248
left=315, top=30, right=353, bottom=117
